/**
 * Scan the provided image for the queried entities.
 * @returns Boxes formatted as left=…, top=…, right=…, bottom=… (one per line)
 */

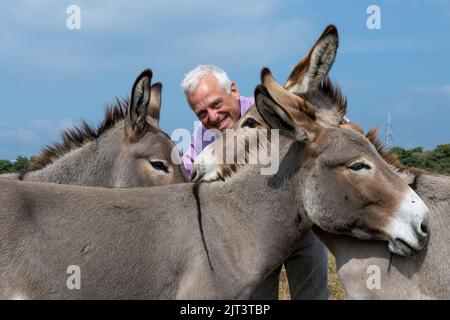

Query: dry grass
left=278, top=251, right=347, bottom=300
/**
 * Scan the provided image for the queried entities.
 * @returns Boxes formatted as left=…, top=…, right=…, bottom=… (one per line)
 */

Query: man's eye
left=348, top=162, right=371, bottom=171
left=198, top=111, right=207, bottom=119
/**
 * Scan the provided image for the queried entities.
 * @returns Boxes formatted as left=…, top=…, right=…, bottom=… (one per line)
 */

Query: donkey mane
left=364, top=128, right=426, bottom=181
left=30, top=97, right=130, bottom=171
left=365, top=128, right=403, bottom=169
left=317, top=77, right=347, bottom=120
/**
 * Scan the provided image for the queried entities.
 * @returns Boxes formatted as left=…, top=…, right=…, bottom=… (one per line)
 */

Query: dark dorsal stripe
left=192, top=181, right=214, bottom=271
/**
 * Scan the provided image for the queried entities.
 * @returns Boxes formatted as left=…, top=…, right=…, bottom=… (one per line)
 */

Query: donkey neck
left=24, top=124, right=123, bottom=186
left=196, top=140, right=312, bottom=298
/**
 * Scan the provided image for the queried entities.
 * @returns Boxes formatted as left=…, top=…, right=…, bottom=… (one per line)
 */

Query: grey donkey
left=1, top=69, right=186, bottom=187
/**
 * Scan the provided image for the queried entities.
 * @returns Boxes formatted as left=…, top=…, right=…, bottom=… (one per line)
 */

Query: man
left=180, top=65, right=329, bottom=300
left=181, top=65, right=254, bottom=178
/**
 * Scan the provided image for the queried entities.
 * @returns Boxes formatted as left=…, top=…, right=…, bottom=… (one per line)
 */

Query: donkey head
left=114, top=69, right=186, bottom=186
left=264, top=70, right=430, bottom=256
left=193, top=68, right=430, bottom=257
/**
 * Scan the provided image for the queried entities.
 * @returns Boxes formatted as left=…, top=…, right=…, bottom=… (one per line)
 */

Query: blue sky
left=1, top=0, right=449, bottom=160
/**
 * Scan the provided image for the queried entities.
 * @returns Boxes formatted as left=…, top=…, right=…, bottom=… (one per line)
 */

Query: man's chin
left=218, top=117, right=234, bottom=132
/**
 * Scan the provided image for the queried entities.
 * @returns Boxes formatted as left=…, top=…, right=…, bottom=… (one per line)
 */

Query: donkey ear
left=125, top=69, right=152, bottom=141
left=254, top=85, right=311, bottom=142
left=147, top=82, right=162, bottom=127
left=284, top=25, right=338, bottom=95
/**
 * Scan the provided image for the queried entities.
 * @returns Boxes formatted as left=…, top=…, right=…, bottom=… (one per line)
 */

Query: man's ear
left=125, top=69, right=152, bottom=142
left=230, top=82, right=240, bottom=99
left=147, top=82, right=162, bottom=127
left=284, top=24, right=338, bottom=95
left=254, top=85, right=312, bottom=142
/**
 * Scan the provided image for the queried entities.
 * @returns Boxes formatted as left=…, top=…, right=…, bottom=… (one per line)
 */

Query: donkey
left=283, top=24, right=450, bottom=299
left=312, top=137, right=450, bottom=299
left=197, top=24, right=448, bottom=299
left=0, top=69, right=186, bottom=187
left=0, top=73, right=429, bottom=299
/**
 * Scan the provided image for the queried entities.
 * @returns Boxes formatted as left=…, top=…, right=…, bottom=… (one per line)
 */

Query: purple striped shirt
left=182, top=96, right=255, bottom=180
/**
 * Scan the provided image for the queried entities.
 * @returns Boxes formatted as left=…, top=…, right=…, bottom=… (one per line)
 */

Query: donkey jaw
left=386, top=189, right=430, bottom=257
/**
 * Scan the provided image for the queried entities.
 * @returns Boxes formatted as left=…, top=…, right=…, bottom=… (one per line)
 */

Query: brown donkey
left=283, top=24, right=450, bottom=299
left=195, top=24, right=447, bottom=299
left=0, top=69, right=186, bottom=187
left=192, top=68, right=430, bottom=258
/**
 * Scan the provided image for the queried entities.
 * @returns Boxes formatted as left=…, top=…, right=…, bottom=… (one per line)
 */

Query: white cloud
left=56, top=117, right=74, bottom=131
left=442, top=84, right=450, bottom=96
left=0, top=117, right=74, bottom=144
left=0, top=125, right=39, bottom=143
left=410, top=84, right=450, bottom=100
left=0, top=0, right=312, bottom=72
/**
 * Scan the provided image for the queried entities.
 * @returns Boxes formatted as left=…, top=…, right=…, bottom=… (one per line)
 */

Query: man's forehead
left=189, top=76, right=224, bottom=108
left=194, top=75, right=225, bottom=96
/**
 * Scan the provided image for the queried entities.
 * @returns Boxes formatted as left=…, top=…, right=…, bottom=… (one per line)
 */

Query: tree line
left=390, top=144, right=450, bottom=175
left=0, top=156, right=36, bottom=174
left=1, top=144, right=449, bottom=176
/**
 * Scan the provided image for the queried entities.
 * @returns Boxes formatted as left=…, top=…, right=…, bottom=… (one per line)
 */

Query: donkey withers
left=0, top=76, right=429, bottom=299
left=0, top=69, right=186, bottom=187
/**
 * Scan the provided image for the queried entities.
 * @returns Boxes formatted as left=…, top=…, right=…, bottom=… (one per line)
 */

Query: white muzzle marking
left=191, top=144, right=221, bottom=182
left=386, top=189, right=430, bottom=256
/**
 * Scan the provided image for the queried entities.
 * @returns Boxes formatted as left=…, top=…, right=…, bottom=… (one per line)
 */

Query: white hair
left=181, top=65, right=232, bottom=96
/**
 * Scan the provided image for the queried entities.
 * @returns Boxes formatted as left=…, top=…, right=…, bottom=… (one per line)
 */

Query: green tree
left=391, top=144, right=450, bottom=176
left=423, top=144, right=450, bottom=175
left=0, top=156, right=34, bottom=174
left=0, top=159, right=14, bottom=174
left=390, top=146, right=425, bottom=168
left=13, top=156, right=31, bottom=172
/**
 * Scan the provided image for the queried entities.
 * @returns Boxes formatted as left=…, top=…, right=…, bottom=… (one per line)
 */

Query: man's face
left=187, top=75, right=241, bottom=132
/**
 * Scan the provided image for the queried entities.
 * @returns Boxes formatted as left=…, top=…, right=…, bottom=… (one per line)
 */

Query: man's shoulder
left=239, top=96, right=255, bottom=115
left=240, top=95, right=255, bottom=104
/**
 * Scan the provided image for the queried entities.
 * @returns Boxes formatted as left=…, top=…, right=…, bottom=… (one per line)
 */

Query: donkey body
left=1, top=70, right=186, bottom=187
left=0, top=78, right=429, bottom=299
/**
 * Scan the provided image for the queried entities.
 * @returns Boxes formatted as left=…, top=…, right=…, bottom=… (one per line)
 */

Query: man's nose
left=208, top=110, right=219, bottom=125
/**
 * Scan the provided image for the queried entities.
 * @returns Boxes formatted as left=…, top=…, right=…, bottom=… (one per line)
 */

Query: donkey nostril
left=420, top=221, right=428, bottom=234
left=190, top=169, right=198, bottom=181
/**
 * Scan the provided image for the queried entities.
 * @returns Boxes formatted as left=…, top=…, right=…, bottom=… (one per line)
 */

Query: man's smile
left=216, top=116, right=232, bottom=132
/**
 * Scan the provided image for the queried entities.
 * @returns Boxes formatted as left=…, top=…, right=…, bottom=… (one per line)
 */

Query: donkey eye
left=348, top=162, right=371, bottom=171
left=241, top=118, right=260, bottom=128
left=150, top=161, right=169, bottom=173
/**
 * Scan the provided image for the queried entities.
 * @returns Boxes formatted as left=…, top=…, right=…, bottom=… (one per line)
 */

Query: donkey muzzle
left=386, top=189, right=430, bottom=257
